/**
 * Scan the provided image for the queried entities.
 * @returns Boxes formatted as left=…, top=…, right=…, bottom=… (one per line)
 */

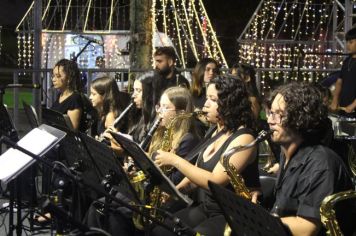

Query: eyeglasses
left=266, top=110, right=285, bottom=124
left=155, top=105, right=176, bottom=113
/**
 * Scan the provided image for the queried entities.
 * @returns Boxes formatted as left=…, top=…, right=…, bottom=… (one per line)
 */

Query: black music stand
left=109, top=131, right=192, bottom=206
left=0, top=104, right=19, bottom=147
left=22, top=101, right=40, bottom=128
left=0, top=124, right=66, bottom=236
left=78, top=133, right=141, bottom=204
left=42, top=108, right=74, bottom=132
left=208, top=181, right=290, bottom=236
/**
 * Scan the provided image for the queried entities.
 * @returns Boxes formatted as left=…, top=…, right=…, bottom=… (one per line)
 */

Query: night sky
left=0, top=0, right=260, bottom=66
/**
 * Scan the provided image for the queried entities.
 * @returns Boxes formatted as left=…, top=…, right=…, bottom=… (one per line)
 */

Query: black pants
left=151, top=203, right=227, bottom=236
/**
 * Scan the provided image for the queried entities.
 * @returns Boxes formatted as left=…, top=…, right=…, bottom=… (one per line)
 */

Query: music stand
left=109, top=131, right=192, bottom=206
left=78, top=133, right=141, bottom=204
left=22, top=101, right=40, bottom=128
left=208, top=181, right=290, bottom=236
left=42, top=108, right=74, bottom=132
left=0, top=124, right=66, bottom=236
left=0, top=104, right=19, bottom=145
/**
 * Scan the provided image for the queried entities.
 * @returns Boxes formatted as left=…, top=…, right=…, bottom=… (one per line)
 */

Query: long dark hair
left=128, top=71, right=160, bottom=142
left=90, top=76, right=126, bottom=119
left=231, top=63, right=259, bottom=98
left=191, top=58, right=219, bottom=97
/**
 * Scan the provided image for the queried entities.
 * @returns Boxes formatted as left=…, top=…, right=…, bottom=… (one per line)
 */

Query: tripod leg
left=9, top=182, right=14, bottom=236
left=16, top=178, right=22, bottom=236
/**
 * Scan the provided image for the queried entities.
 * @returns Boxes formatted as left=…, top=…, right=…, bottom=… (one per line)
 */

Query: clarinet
left=140, top=117, right=162, bottom=151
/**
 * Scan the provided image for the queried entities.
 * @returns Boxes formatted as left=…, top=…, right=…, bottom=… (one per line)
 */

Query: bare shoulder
left=226, top=132, right=255, bottom=150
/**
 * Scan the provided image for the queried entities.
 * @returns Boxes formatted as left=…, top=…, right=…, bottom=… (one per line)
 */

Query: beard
left=156, top=66, right=172, bottom=78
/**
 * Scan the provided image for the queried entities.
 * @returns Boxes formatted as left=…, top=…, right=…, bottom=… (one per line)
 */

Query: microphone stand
left=0, top=136, right=181, bottom=235
left=72, top=41, right=92, bottom=62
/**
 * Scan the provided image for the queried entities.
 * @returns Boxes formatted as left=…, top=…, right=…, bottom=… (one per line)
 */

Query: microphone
left=78, top=35, right=104, bottom=46
left=0, top=84, right=41, bottom=89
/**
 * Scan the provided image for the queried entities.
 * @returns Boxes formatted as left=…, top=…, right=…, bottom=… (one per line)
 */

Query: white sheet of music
left=0, top=128, right=57, bottom=185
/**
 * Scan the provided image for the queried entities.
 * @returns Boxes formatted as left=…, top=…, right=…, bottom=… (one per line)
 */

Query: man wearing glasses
left=266, top=82, right=354, bottom=236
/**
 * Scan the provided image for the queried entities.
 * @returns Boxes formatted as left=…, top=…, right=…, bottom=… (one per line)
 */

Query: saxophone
left=320, top=146, right=356, bottom=236
left=320, top=190, right=356, bottom=236
left=148, top=111, right=204, bottom=221
left=219, top=130, right=272, bottom=236
left=220, top=142, right=252, bottom=236
left=130, top=118, right=162, bottom=230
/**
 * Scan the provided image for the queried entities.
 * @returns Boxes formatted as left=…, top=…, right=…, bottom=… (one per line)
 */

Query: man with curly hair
left=267, top=82, right=354, bottom=236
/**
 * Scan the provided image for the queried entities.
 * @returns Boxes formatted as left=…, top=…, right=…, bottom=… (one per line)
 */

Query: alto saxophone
left=219, top=130, right=272, bottom=236
left=220, top=141, right=252, bottom=236
left=148, top=111, right=204, bottom=222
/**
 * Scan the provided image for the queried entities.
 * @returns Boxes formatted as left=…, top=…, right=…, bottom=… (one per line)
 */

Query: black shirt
left=271, top=144, right=352, bottom=221
left=151, top=70, right=190, bottom=112
left=340, top=57, right=356, bottom=107
left=169, top=133, right=201, bottom=185
left=51, top=92, right=86, bottom=132
left=51, top=92, right=83, bottom=114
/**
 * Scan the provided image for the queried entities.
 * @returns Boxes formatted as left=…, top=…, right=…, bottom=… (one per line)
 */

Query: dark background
left=0, top=0, right=260, bottom=67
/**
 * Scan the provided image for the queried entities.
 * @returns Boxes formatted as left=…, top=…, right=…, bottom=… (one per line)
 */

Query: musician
left=149, top=86, right=201, bottom=184
left=190, top=58, right=219, bottom=109
left=154, top=46, right=190, bottom=90
left=84, top=87, right=200, bottom=235
left=330, top=27, right=356, bottom=117
left=267, top=82, right=353, bottom=236
left=89, top=76, right=130, bottom=136
left=51, top=59, right=86, bottom=131
left=152, top=76, right=260, bottom=236
left=102, top=71, right=159, bottom=156
left=231, top=63, right=261, bottom=119
left=128, top=71, right=159, bottom=143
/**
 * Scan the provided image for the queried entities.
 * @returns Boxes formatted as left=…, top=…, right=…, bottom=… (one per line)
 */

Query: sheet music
left=0, top=128, right=57, bottom=185
left=110, top=132, right=193, bottom=206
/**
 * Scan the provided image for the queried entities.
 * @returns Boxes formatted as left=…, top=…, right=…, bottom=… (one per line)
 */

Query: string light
left=238, top=0, right=340, bottom=95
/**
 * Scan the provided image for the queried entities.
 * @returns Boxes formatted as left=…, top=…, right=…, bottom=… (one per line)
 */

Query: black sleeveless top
left=196, top=128, right=260, bottom=215
left=51, top=92, right=87, bottom=132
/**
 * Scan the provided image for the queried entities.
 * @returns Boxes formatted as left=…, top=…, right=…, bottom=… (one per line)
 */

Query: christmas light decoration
left=238, top=0, right=351, bottom=95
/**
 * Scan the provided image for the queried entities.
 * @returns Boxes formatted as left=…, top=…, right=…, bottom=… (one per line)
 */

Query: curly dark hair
left=270, top=82, right=329, bottom=142
left=54, top=59, right=82, bottom=92
left=210, top=76, right=255, bottom=132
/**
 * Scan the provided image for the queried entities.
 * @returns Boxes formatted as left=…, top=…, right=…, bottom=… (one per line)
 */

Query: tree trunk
left=130, top=0, right=153, bottom=70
